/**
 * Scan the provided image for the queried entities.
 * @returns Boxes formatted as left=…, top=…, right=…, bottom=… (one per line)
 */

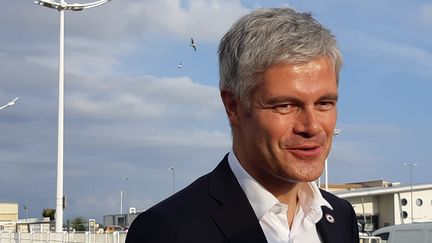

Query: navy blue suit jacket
left=126, top=155, right=359, bottom=243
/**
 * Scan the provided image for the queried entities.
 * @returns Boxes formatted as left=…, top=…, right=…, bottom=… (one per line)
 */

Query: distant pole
left=120, top=190, right=123, bottom=214
left=90, top=185, right=96, bottom=219
left=23, top=205, right=28, bottom=222
left=122, top=177, right=129, bottom=213
left=169, top=167, right=175, bottom=194
left=325, top=128, right=340, bottom=191
left=403, top=162, right=417, bottom=223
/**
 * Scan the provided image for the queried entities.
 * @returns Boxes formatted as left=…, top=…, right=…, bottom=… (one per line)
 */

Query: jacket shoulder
left=126, top=168, right=224, bottom=243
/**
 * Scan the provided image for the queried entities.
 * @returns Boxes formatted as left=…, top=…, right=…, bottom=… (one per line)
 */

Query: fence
left=0, top=232, right=127, bottom=243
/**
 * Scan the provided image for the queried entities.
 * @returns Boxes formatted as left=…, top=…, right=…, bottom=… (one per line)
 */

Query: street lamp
left=120, top=190, right=123, bottom=214
left=23, top=205, right=28, bottom=222
left=0, top=97, right=19, bottom=111
left=319, top=129, right=340, bottom=191
left=34, top=0, right=111, bottom=233
left=35, top=0, right=111, bottom=10
left=403, top=162, right=417, bottom=223
left=169, top=167, right=175, bottom=194
left=125, top=177, right=129, bottom=213
left=121, top=177, right=129, bottom=214
left=89, top=185, right=96, bottom=219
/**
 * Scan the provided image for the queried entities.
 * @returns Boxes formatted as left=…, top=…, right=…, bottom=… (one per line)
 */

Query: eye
left=272, top=103, right=298, bottom=114
left=316, top=101, right=336, bottom=111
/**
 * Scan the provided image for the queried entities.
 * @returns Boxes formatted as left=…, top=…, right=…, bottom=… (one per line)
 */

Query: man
left=126, top=7, right=359, bottom=243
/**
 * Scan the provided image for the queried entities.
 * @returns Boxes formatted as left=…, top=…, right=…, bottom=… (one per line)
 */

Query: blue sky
left=1, top=0, right=431, bottom=223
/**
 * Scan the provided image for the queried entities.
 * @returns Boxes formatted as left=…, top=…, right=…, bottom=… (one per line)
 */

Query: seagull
left=0, top=97, right=19, bottom=111
left=178, top=62, right=182, bottom=69
left=9, top=97, right=19, bottom=105
left=190, top=38, right=197, bottom=51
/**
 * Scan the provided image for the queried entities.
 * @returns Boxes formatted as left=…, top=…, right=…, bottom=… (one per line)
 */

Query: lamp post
left=89, top=185, right=96, bottom=219
left=403, top=162, right=417, bottom=223
left=34, top=0, right=111, bottom=233
left=321, top=128, right=340, bottom=191
left=0, top=97, right=19, bottom=111
left=121, top=177, right=129, bottom=214
left=23, top=205, right=28, bottom=222
left=169, top=167, right=175, bottom=194
left=120, top=190, right=123, bottom=214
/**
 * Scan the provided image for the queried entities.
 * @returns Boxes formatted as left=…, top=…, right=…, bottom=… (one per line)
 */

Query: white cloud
left=135, top=129, right=231, bottom=147
left=62, top=0, right=248, bottom=42
left=66, top=75, right=223, bottom=121
left=58, top=72, right=230, bottom=155
left=2, top=0, right=249, bottom=84
left=122, top=0, right=248, bottom=41
left=67, top=91, right=166, bottom=119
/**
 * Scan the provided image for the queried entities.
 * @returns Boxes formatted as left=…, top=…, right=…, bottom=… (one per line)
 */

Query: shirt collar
left=298, top=181, right=333, bottom=224
left=227, top=150, right=333, bottom=221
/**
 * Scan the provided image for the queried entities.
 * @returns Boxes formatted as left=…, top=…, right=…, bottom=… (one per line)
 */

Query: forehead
left=255, top=57, right=338, bottom=99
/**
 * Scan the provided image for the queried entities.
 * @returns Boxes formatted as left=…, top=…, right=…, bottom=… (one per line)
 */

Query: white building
left=0, top=202, right=19, bottom=232
left=0, top=202, right=18, bottom=222
left=330, top=181, right=432, bottom=232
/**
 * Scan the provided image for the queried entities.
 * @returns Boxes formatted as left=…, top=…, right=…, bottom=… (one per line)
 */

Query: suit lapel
left=209, top=156, right=267, bottom=243
left=316, top=206, right=338, bottom=243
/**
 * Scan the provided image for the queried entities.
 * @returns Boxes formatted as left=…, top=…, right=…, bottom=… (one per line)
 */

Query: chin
left=296, top=175, right=320, bottom=183
left=280, top=171, right=322, bottom=183
left=295, top=168, right=324, bottom=182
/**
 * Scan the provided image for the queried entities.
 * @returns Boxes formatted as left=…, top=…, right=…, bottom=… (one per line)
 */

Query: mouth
left=286, top=145, right=322, bottom=159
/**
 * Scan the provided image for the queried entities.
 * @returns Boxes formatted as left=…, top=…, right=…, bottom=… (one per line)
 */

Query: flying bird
left=0, top=97, right=19, bottom=110
left=9, top=97, right=19, bottom=105
left=190, top=38, right=197, bottom=51
left=178, top=62, right=182, bottom=69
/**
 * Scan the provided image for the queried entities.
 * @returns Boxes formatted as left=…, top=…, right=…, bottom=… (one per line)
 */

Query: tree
left=42, top=208, right=56, bottom=220
left=71, top=217, right=87, bottom=231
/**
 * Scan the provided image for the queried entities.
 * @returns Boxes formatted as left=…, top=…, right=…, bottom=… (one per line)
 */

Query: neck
left=233, top=147, right=301, bottom=198
left=264, top=180, right=299, bottom=228
left=232, top=144, right=302, bottom=227
left=276, top=186, right=299, bottom=228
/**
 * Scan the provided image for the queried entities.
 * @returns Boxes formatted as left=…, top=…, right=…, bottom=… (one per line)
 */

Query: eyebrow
left=264, top=93, right=339, bottom=105
left=319, top=93, right=339, bottom=101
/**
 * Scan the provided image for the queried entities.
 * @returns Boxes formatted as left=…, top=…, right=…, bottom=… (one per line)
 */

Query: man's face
left=228, top=57, right=338, bottom=188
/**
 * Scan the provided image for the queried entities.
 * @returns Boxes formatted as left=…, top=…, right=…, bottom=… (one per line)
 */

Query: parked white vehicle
left=372, top=222, right=432, bottom=243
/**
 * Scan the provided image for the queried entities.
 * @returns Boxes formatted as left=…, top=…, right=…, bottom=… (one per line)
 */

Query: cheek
left=257, top=115, right=291, bottom=139
left=319, top=109, right=337, bottom=132
left=325, top=115, right=338, bottom=135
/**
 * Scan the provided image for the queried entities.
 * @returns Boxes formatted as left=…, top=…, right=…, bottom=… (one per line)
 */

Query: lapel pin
left=325, top=213, right=335, bottom=224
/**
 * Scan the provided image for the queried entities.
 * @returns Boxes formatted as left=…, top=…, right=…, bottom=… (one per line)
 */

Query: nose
left=292, top=106, right=322, bottom=138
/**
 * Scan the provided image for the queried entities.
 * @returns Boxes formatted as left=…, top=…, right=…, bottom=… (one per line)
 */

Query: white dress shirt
left=228, top=150, right=333, bottom=243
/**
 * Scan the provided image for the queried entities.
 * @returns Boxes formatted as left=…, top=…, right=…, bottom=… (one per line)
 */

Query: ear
left=221, top=90, right=241, bottom=126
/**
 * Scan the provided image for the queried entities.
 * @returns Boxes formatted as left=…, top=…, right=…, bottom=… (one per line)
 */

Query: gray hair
left=218, top=7, right=342, bottom=112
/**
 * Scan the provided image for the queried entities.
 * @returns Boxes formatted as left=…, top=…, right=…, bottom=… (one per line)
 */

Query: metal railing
left=0, top=232, right=127, bottom=243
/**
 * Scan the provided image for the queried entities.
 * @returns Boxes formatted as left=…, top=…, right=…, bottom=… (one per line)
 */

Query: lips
left=286, top=145, right=322, bottom=158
